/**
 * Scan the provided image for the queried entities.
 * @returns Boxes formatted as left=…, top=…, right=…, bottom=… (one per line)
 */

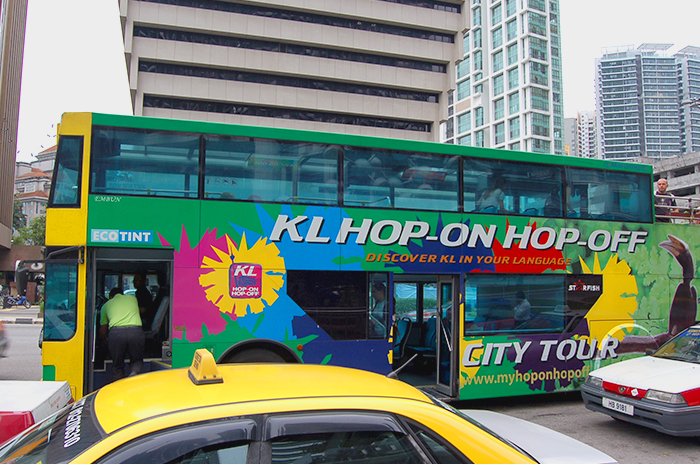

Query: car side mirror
left=645, top=348, right=656, bottom=356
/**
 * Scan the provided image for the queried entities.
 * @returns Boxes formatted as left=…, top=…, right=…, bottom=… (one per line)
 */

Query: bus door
left=87, top=248, right=173, bottom=393
left=436, top=275, right=457, bottom=396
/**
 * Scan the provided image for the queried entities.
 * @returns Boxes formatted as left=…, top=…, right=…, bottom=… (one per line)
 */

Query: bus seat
left=146, top=296, right=169, bottom=339
left=406, top=316, right=437, bottom=365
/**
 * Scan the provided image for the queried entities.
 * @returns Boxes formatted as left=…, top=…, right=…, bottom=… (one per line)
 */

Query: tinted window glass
left=344, top=148, right=459, bottom=211
left=204, top=136, right=338, bottom=204
left=44, top=263, right=78, bottom=341
left=91, top=128, right=199, bottom=198
left=464, top=159, right=562, bottom=216
left=50, top=136, right=83, bottom=207
left=271, top=431, right=424, bottom=464
left=287, top=271, right=369, bottom=340
left=463, top=274, right=568, bottom=334
left=566, top=168, right=652, bottom=222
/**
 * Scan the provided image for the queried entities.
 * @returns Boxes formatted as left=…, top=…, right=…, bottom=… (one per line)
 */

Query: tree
left=13, top=216, right=45, bottom=246
left=12, top=198, right=26, bottom=231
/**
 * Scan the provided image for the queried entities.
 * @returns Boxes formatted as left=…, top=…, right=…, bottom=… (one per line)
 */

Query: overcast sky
left=14, top=0, right=700, bottom=162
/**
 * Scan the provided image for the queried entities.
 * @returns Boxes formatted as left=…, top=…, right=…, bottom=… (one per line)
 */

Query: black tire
left=226, top=348, right=286, bottom=363
left=24, top=299, right=31, bottom=309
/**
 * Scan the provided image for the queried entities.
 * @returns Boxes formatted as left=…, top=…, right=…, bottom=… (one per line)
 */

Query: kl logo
left=230, top=261, right=262, bottom=299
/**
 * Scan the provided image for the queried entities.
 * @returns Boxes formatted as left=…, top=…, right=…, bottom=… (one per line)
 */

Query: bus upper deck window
left=49, top=136, right=84, bottom=207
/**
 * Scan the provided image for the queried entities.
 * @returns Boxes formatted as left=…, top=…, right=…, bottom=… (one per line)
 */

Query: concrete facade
left=120, top=0, right=464, bottom=143
left=0, top=0, right=28, bottom=250
left=120, top=0, right=563, bottom=154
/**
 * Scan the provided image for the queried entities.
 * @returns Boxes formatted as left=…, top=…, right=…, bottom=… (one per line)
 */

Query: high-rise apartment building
left=576, top=110, right=597, bottom=158
left=0, top=0, right=28, bottom=250
left=677, top=47, right=700, bottom=154
left=120, top=0, right=564, bottom=155
left=450, top=0, right=564, bottom=154
left=595, top=44, right=682, bottom=161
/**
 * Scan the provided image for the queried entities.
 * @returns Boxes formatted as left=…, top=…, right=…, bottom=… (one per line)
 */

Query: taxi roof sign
left=188, top=349, right=223, bottom=385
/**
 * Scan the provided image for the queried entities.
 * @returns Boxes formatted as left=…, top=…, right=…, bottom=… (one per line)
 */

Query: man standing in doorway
left=100, top=287, right=145, bottom=380
left=655, top=178, right=677, bottom=223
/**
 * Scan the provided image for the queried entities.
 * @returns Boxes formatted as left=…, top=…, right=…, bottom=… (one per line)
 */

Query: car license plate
left=602, top=397, right=634, bottom=416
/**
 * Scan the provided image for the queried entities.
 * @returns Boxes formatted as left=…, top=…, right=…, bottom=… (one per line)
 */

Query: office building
left=120, top=0, right=564, bottom=155
left=564, top=117, right=576, bottom=157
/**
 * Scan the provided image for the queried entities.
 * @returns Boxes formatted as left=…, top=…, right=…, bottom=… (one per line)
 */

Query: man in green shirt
left=100, top=287, right=145, bottom=380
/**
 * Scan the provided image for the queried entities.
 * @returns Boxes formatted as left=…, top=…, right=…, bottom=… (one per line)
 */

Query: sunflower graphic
left=199, top=233, right=285, bottom=317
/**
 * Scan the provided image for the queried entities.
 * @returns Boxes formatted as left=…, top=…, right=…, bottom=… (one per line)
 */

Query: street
left=1, top=317, right=699, bottom=463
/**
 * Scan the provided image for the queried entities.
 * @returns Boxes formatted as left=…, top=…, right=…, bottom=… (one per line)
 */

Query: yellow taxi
left=0, top=350, right=616, bottom=464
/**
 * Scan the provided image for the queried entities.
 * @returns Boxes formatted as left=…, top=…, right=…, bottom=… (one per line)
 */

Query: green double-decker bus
left=42, top=112, right=697, bottom=401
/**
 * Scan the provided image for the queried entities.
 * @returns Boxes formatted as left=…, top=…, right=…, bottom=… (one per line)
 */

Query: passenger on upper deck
left=655, top=178, right=677, bottom=223
left=477, top=177, right=511, bottom=213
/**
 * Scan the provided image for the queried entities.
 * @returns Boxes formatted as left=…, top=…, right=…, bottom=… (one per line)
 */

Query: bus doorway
left=87, top=248, right=173, bottom=392
left=393, top=275, right=458, bottom=399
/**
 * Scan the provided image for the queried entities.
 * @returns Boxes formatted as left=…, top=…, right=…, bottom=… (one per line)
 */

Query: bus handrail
left=655, top=194, right=700, bottom=224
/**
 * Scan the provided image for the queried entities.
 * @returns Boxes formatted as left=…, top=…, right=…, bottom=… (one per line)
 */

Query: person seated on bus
left=513, top=291, right=531, bottom=326
left=477, top=177, right=511, bottom=213
left=369, top=283, right=387, bottom=338
left=100, top=287, right=145, bottom=380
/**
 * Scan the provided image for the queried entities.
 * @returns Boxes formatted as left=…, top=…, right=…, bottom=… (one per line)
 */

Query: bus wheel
left=226, top=348, right=286, bottom=363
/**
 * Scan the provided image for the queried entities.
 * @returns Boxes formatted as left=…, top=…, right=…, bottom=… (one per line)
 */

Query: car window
left=654, top=327, right=700, bottom=363
left=406, top=422, right=472, bottom=464
left=270, top=431, right=425, bottom=464
left=97, top=419, right=256, bottom=464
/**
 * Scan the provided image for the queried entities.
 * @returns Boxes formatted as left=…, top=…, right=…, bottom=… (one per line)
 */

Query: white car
left=581, top=324, right=700, bottom=437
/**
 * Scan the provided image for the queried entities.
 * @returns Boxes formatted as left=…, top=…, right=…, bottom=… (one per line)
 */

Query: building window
left=509, top=91, right=520, bottom=114
left=458, top=134, right=472, bottom=145
left=508, top=67, right=519, bottom=89
left=475, top=107, right=484, bottom=127
left=506, top=19, right=517, bottom=41
left=506, top=0, right=516, bottom=17
left=494, top=98, right=505, bottom=120
left=473, top=28, right=482, bottom=48
left=509, top=117, right=520, bottom=139
left=463, top=33, right=470, bottom=53
left=457, top=58, right=470, bottom=78
left=507, top=43, right=518, bottom=65
left=474, top=50, right=483, bottom=70
left=494, top=122, right=505, bottom=145
left=473, top=6, right=482, bottom=25
left=475, top=130, right=485, bottom=147
left=531, top=87, right=550, bottom=111
left=532, top=112, right=550, bottom=137
left=493, top=74, right=504, bottom=96
left=492, top=26, right=503, bottom=48
left=458, top=112, right=472, bottom=133
left=491, top=3, right=502, bottom=25
left=493, top=50, right=504, bottom=72
left=457, top=79, right=471, bottom=100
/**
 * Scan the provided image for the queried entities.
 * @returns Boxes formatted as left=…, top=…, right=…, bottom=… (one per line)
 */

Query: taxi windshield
left=654, top=327, right=700, bottom=364
left=0, top=394, right=103, bottom=464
